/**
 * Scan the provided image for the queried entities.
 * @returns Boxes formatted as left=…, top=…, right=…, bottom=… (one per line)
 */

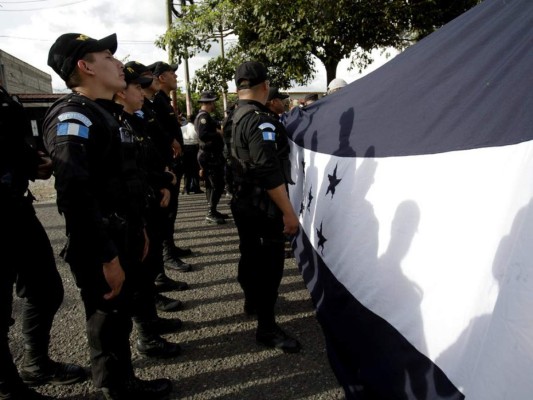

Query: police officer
left=114, top=65, right=183, bottom=358
left=230, top=61, right=301, bottom=353
left=43, top=33, right=171, bottom=399
left=0, top=82, right=85, bottom=399
left=194, top=90, right=228, bottom=224
left=148, top=61, right=192, bottom=272
left=124, top=61, right=190, bottom=295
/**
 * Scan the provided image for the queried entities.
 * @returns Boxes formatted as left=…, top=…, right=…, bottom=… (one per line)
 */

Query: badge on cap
left=76, top=34, right=91, bottom=41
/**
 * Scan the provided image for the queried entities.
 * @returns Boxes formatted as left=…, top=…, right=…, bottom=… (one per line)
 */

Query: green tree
left=160, top=0, right=481, bottom=91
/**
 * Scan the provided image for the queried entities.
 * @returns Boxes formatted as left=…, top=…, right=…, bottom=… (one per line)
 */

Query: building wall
left=0, top=49, right=52, bottom=94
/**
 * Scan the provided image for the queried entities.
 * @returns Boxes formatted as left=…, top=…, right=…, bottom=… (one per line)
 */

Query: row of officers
left=1, top=31, right=300, bottom=399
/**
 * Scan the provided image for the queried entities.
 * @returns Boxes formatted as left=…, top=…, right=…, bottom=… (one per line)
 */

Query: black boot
left=154, top=272, right=189, bottom=292
left=136, top=336, right=182, bottom=359
left=256, top=325, right=301, bottom=354
left=206, top=211, right=226, bottom=224
left=163, top=240, right=192, bottom=257
left=212, top=210, right=229, bottom=219
left=155, top=293, right=183, bottom=312
left=162, top=243, right=192, bottom=272
left=155, top=294, right=183, bottom=312
left=135, top=314, right=182, bottom=359
left=20, top=348, right=86, bottom=387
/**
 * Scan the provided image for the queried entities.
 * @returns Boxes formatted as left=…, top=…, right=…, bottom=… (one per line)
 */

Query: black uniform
left=229, top=99, right=291, bottom=331
left=128, top=108, right=175, bottom=281
left=0, top=85, right=65, bottom=397
left=151, top=91, right=188, bottom=253
left=148, top=93, right=192, bottom=269
left=43, top=93, right=140, bottom=390
left=141, top=101, right=175, bottom=170
left=194, top=109, right=225, bottom=219
left=139, top=101, right=176, bottom=272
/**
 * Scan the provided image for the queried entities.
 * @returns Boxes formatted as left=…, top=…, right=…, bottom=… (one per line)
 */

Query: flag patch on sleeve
left=259, top=123, right=276, bottom=141
left=57, top=122, right=89, bottom=139
left=262, top=131, right=276, bottom=141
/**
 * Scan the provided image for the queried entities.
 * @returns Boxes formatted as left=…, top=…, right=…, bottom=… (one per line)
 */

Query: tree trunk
left=323, top=59, right=340, bottom=91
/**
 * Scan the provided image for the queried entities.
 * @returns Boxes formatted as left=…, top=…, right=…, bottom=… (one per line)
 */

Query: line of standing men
left=40, top=32, right=203, bottom=399
left=2, top=30, right=302, bottom=399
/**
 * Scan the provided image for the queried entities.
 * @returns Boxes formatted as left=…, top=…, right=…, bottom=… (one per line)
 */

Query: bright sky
left=0, top=0, right=398, bottom=93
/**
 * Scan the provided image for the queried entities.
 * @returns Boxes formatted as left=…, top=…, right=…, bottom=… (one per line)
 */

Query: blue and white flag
left=284, top=1, right=533, bottom=399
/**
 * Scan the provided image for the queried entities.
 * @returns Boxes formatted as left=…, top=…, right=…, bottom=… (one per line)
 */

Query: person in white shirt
left=181, top=115, right=202, bottom=194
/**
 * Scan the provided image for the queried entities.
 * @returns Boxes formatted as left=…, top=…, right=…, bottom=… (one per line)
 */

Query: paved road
left=9, top=186, right=344, bottom=399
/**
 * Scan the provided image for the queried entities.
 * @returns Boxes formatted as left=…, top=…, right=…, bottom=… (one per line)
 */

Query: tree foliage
left=160, top=0, right=481, bottom=93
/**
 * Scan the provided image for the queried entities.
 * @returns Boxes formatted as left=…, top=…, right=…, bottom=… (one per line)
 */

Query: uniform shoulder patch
left=200, top=118, right=207, bottom=125
left=259, top=122, right=276, bottom=131
left=58, top=112, right=92, bottom=127
left=57, top=122, right=89, bottom=139
left=259, top=122, right=276, bottom=141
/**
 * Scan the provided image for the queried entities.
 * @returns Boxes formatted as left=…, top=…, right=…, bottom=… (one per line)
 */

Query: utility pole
left=219, top=24, right=228, bottom=116
left=167, top=0, right=193, bottom=119
left=166, top=0, right=178, bottom=114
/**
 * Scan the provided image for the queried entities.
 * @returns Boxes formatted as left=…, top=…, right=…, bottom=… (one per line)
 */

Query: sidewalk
left=9, top=188, right=343, bottom=399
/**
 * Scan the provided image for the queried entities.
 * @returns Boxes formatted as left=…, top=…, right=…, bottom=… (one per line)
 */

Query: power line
left=0, top=0, right=87, bottom=11
left=1, top=1, right=49, bottom=3
left=0, top=35, right=48, bottom=41
left=0, top=35, right=157, bottom=44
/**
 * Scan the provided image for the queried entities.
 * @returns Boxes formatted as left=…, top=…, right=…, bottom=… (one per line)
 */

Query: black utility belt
left=234, top=185, right=280, bottom=219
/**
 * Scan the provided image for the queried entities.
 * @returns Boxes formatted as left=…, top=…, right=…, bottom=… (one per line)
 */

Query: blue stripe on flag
left=262, top=131, right=276, bottom=141
left=293, top=228, right=464, bottom=400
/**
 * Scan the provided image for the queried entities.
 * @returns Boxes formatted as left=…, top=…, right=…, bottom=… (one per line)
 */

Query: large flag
left=284, top=0, right=533, bottom=399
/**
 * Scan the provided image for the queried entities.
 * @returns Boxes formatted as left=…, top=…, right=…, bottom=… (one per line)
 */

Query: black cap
left=48, top=33, right=118, bottom=81
left=123, top=65, right=153, bottom=88
left=235, top=61, right=268, bottom=89
left=147, top=61, right=178, bottom=77
left=304, top=93, right=319, bottom=102
left=124, top=61, right=151, bottom=75
left=198, top=90, right=218, bottom=103
left=268, top=87, right=289, bottom=101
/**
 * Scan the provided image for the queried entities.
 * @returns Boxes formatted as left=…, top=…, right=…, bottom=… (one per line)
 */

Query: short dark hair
left=65, top=53, right=94, bottom=89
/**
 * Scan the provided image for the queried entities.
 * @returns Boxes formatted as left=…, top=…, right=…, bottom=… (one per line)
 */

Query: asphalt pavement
left=9, top=181, right=344, bottom=399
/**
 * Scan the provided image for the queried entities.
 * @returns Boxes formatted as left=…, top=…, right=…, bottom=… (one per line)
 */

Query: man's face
left=122, top=83, right=144, bottom=112
left=270, top=97, right=285, bottom=115
left=86, top=50, right=126, bottom=92
left=158, top=69, right=177, bottom=91
left=141, top=71, right=159, bottom=97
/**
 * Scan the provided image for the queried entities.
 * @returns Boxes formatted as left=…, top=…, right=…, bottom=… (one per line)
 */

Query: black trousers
left=164, top=161, right=183, bottom=243
left=143, top=204, right=166, bottom=278
left=230, top=199, right=285, bottom=330
left=0, top=201, right=63, bottom=395
left=198, top=151, right=225, bottom=213
left=182, top=144, right=200, bottom=193
left=132, top=205, right=165, bottom=339
left=65, top=224, right=144, bottom=389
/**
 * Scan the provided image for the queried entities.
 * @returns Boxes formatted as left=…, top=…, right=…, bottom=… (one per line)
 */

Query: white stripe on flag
left=289, top=139, right=533, bottom=398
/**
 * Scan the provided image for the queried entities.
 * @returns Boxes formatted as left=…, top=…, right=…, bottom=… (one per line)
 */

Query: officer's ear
left=77, top=59, right=94, bottom=76
left=114, top=90, right=127, bottom=101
